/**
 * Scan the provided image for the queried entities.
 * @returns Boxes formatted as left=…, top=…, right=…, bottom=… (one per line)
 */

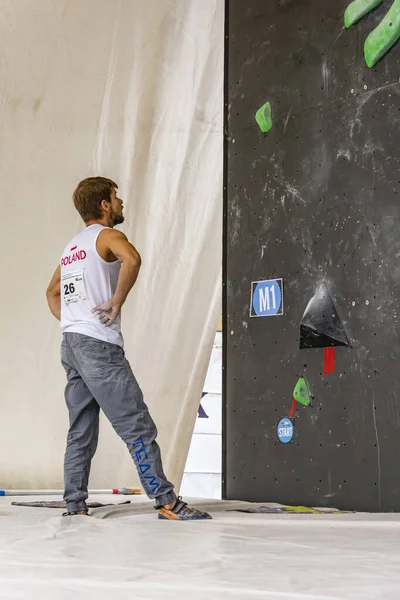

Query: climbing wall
left=223, top=0, right=400, bottom=511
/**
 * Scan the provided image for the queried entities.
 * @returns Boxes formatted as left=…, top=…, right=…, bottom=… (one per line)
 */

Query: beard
left=110, top=210, right=124, bottom=226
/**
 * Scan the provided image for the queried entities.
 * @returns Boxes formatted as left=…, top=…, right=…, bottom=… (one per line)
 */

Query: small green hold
left=344, top=0, right=383, bottom=29
left=364, top=0, right=400, bottom=68
left=255, top=101, right=272, bottom=133
left=293, top=377, right=311, bottom=408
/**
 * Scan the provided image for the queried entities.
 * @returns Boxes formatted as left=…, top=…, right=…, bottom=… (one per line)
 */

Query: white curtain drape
left=0, top=0, right=223, bottom=490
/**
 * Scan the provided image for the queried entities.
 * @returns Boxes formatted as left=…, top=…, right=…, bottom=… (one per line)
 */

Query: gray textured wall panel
left=224, top=0, right=400, bottom=511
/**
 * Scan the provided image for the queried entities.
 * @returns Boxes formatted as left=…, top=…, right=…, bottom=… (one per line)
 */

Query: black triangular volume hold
left=299, top=283, right=351, bottom=350
left=299, top=325, right=349, bottom=350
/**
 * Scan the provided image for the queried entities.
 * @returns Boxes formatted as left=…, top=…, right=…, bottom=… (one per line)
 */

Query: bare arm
left=108, top=230, right=141, bottom=306
left=93, top=230, right=141, bottom=325
left=46, top=266, right=61, bottom=321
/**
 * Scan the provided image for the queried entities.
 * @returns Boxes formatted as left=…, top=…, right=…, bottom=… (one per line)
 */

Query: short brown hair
left=73, top=176, right=118, bottom=222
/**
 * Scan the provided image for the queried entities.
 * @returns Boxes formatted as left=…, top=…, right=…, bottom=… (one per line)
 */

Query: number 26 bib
left=62, top=270, right=87, bottom=304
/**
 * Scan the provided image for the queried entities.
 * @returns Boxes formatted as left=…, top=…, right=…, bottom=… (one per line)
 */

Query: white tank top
left=60, top=224, right=123, bottom=347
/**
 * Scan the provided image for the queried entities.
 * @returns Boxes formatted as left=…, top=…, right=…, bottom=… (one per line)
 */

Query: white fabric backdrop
left=0, top=0, right=223, bottom=490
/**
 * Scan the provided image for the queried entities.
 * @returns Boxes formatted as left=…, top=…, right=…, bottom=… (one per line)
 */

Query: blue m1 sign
left=250, top=278, right=283, bottom=317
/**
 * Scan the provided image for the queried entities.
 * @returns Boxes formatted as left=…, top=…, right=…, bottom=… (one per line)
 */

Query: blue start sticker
left=277, top=418, right=294, bottom=444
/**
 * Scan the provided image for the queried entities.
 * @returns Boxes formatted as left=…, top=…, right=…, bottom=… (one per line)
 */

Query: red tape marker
left=323, top=347, right=336, bottom=376
left=323, top=347, right=328, bottom=376
left=288, top=399, right=297, bottom=418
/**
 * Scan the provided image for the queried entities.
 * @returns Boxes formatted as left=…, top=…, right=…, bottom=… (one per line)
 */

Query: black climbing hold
left=299, top=283, right=351, bottom=349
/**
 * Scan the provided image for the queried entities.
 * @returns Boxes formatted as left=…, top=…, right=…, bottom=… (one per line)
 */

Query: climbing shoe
left=157, top=497, right=212, bottom=520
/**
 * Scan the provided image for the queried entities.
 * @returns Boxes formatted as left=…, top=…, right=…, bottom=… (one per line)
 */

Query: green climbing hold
left=293, top=377, right=311, bottom=407
left=364, top=0, right=400, bottom=67
left=344, top=0, right=383, bottom=29
left=255, top=101, right=272, bottom=133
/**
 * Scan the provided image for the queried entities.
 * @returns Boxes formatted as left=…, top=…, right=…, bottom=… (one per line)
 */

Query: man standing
left=46, top=176, right=211, bottom=520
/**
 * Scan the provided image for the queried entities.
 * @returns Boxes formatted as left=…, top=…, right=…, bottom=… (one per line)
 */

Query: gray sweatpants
left=61, top=332, right=176, bottom=513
